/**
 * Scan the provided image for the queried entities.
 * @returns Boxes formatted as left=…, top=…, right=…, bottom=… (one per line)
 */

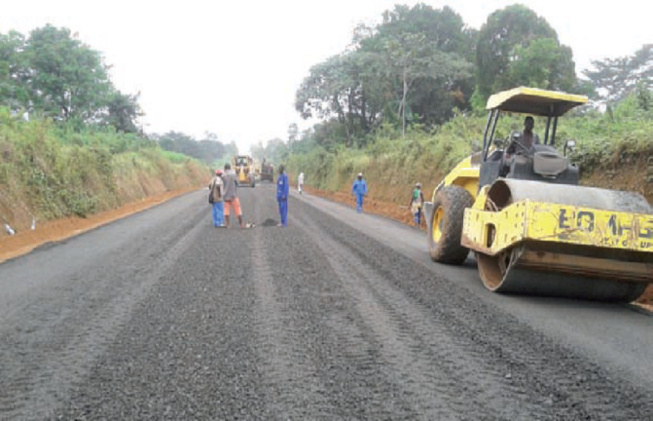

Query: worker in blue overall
left=351, top=172, right=368, bottom=213
left=276, top=164, right=289, bottom=226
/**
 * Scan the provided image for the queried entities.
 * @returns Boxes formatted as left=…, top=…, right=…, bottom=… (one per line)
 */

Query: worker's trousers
left=212, top=201, right=224, bottom=227
left=278, top=198, right=288, bottom=226
left=356, top=193, right=365, bottom=213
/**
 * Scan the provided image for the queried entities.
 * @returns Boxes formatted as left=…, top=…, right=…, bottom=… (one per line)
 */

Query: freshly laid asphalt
left=0, top=183, right=651, bottom=420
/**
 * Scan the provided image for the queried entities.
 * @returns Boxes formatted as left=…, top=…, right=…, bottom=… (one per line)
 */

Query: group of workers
left=208, top=163, right=291, bottom=228
left=209, top=166, right=425, bottom=229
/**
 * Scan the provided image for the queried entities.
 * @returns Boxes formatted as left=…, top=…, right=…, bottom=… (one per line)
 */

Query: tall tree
left=103, top=90, right=142, bottom=133
left=376, top=5, right=474, bottom=55
left=295, top=52, right=377, bottom=146
left=0, top=30, right=29, bottom=112
left=23, top=25, right=113, bottom=123
left=382, top=31, right=471, bottom=136
left=503, top=38, right=576, bottom=91
left=295, top=3, right=475, bottom=145
left=476, top=5, right=576, bottom=100
left=364, top=4, right=475, bottom=128
left=583, top=44, right=653, bottom=104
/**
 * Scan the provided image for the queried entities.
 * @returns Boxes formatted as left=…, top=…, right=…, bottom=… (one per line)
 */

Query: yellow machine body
left=432, top=155, right=480, bottom=202
left=232, top=155, right=255, bottom=187
left=464, top=198, right=653, bottom=258
left=425, top=87, right=652, bottom=301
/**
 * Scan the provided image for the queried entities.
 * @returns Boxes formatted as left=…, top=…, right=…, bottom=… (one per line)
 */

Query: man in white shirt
left=298, top=172, right=305, bottom=194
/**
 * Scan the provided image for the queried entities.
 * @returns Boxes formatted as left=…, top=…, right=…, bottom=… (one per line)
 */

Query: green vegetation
left=0, top=25, right=211, bottom=232
left=154, top=131, right=237, bottom=169
left=475, top=5, right=576, bottom=100
left=286, top=96, right=653, bottom=203
left=284, top=4, right=652, bottom=204
left=0, top=110, right=207, bottom=231
left=0, top=25, right=141, bottom=132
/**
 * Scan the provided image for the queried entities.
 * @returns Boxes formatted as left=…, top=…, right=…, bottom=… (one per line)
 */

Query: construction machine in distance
left=259, top=158, right=274, bottom=183
left=233, top=155, right=255, bottom=187
left=424, top=87, right=653, bottom=302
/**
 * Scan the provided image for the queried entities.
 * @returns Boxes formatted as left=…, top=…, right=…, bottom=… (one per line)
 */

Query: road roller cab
left=425, top=87, right=653, bottom=302
left=478, top=87, right=584, bottom=188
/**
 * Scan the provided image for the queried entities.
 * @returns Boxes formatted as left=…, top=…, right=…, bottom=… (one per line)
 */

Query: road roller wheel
left=428, top=185, right=474, bottom=265
left=476, top=247, right=517, bottom=292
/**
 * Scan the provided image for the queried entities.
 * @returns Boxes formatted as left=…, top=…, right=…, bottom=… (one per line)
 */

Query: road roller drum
left=466, top=179, right=653, bottom=302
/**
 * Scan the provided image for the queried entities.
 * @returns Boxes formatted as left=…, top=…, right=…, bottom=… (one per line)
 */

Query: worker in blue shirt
left=276, top=164, right=289, bottom=226
left=351, top=172, right=368, bottom=213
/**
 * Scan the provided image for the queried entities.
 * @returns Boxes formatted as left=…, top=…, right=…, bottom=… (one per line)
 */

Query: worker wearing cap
left=410, top=182, right=425, bottom=226
left=276, top=164, right=289, bottom=226
left=351, top=172, right=368, bottom=213
left=208, top=169, right=225, bottom=227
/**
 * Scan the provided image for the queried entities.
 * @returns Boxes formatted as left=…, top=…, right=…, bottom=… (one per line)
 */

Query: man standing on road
left=222, top=163, right=245, bottom=229
left=277, top=164, right=289, bottom=227
left=351, top=172, right=368, bottom=213
left=298, top=172, right=305, bottom=195
left=208, top=169, right=225, bottom=227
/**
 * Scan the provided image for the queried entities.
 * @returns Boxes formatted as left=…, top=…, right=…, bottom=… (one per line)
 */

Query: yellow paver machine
left=424, top=87, right=653, bottom=302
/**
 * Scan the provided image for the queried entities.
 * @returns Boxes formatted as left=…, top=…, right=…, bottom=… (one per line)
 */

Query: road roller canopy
left=486, top=87, right=588, bottom=117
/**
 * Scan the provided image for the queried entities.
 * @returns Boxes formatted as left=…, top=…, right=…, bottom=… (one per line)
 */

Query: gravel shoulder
left=0, top=184, right=651, bottom=419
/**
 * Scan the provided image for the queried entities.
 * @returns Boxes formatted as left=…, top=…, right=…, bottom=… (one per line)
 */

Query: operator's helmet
left=415, top=182, right=422, bottom=188
left=358, top=172, right=363, bottom=177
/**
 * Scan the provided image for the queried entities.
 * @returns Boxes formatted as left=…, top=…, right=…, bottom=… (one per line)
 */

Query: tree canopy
left=0, top=24, right=142, bottom=133
left=295, top=4, right=475, bottom=145
left=155, top=131, right=229, bottom=165
left=583, top=44, right=653, bottom=104
left=475, top=5, right=576, bottom=100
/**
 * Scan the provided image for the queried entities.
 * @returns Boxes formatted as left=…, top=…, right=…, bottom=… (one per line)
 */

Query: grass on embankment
left=0, top=110, right=209, bottom=235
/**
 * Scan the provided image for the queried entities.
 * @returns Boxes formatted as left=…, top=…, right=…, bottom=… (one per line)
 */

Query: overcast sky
left=1, top=0, right=651, bottom=153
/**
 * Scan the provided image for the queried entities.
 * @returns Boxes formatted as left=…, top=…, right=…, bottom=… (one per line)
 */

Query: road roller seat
left=505, top=144, right=580, bottom=185
left=532, top=146, right=570, bottom=178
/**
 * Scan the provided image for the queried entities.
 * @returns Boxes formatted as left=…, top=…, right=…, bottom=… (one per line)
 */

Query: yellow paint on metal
left=486, top=87, right=588, bottom=116
left=432, top=207, right=444, bottom=243
left=463, top=200, right=653, bottom=256
left=472, top=186, right=490, bottom=210
left=432, top=155, right=480, bottom=201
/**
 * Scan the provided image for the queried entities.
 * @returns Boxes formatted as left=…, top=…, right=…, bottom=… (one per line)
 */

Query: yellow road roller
left=424, top=87, right=653, bottom=302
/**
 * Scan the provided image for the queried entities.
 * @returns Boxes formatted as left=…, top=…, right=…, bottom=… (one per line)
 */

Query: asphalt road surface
left=1, top=183, right=651, bottom=420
